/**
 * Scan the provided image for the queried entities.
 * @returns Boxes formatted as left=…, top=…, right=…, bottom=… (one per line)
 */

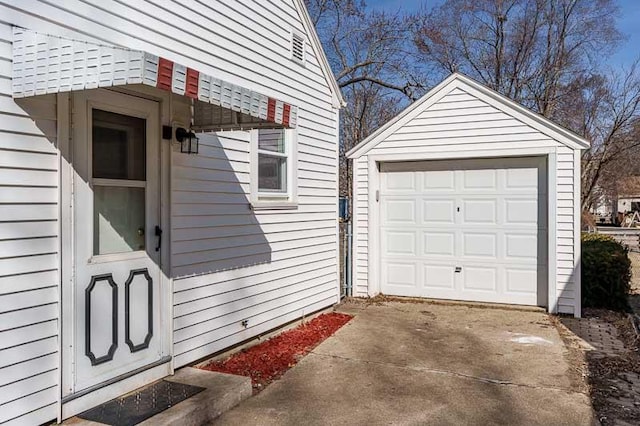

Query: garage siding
left=556, top=147, right=576, bottom=314
left=353, top=155, right=369, bottom=297
left=351, top=86, right=578, bottom=314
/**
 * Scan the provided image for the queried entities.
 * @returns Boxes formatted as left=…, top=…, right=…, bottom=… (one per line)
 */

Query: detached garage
left=346, top=73, right=589, bottom=317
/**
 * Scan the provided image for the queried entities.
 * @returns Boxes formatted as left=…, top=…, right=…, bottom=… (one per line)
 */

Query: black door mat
left=77, top=380, right=205, bottom=425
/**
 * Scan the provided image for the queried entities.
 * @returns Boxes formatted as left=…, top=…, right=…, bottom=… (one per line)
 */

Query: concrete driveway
left=213, top=300, right=594, bottom=425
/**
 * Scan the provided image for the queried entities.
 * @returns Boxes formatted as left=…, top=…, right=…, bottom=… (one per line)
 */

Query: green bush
left=581, top=233, right=632, bottom=311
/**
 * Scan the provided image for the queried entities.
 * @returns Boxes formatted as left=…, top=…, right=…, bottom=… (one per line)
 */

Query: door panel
left=379, top=157, right=547, bottom=306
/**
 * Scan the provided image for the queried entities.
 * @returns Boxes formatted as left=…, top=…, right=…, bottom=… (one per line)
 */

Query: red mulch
left=201, top=312, right=352, bottom=392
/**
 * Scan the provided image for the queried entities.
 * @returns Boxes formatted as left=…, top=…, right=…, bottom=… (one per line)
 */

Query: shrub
left=581, top=233, right=632, bottom=311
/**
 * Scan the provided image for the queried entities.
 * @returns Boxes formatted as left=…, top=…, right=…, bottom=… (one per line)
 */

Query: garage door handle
left=455, top=266, right=462, bottom=273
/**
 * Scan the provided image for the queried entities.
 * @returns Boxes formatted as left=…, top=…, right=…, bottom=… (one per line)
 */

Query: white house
left=0, top=1, right=343, bottom=424
left=347, top=73, right=588, bottom=317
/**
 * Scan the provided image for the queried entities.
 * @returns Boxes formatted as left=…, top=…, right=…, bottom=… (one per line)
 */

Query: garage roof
left=346, top=73, right=590, bottom=158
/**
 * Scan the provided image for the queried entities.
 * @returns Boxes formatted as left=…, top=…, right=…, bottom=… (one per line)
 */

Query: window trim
left=250, top=128, right=298, bottom=210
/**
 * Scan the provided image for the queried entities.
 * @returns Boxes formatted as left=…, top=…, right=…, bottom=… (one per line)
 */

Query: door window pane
left=258, top=154, right=287, bottom=192
left=93, top=109, right=146, bottom=181
left=94, top=186, right=145, bottom=255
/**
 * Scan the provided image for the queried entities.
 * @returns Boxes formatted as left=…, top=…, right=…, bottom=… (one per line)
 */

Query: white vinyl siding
left=556, top=146, right=577, bottom=313
left=353, top=155, right=369, bottom=297
left=0, top=22, right=59, bottom=426
left=0, top=0, right=339, bottom=420
left=351, top=86, right=579, bottom=315
left=170, top=95, right=338, bottom=367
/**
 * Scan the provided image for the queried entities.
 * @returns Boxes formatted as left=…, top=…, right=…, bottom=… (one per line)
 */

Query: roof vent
left=291, top=32, right=305, bottom=64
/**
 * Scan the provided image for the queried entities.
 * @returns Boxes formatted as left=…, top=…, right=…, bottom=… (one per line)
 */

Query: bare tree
left=579, top=65, right=640, bottom=210
left=413, top=0, right=622, bottom=115
left=413, top=0, right=640, bottom=212
left=306, top=0, right=429, bottom=195
left=307, top=0, right=639, bottom=208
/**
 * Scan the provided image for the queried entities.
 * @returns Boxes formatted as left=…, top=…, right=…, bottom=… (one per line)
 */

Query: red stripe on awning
left=157, top=58, right=174, bottom=91
left=186, top=68, right=199, bottom=99
left=267, top=98, right=276, bottom=122
left=282, top=103, right=291, bottom=127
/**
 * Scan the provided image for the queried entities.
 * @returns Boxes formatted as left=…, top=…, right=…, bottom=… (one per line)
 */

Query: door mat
left=77, top=380, right=205, bottom=425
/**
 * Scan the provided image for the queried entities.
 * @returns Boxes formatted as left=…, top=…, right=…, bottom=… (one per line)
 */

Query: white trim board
left=346, top=73, right=590, bottom=158
left=365, top=151, right=559, bottom=312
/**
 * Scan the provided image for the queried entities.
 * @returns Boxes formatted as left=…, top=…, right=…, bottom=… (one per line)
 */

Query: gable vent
left=291, top=33, right=305, bottom=63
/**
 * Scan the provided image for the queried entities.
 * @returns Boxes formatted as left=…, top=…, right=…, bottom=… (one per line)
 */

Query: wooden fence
left=596, top=228, right=640, bottom=252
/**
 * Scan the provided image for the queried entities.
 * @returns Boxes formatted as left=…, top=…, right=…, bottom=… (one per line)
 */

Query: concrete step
left=66, top=367, right=252, bottom=426
left=143, top=368, right=251, bottom=426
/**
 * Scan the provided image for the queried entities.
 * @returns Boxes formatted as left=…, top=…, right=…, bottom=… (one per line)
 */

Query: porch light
left=176, top=127, right=199, bottom=154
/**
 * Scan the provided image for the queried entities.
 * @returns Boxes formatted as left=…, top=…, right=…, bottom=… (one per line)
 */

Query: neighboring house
left=347, top=73, right=588, bottom=318
left=0, top=1, right=343, bottom=424
left=616, top=177, right=640, bottom=216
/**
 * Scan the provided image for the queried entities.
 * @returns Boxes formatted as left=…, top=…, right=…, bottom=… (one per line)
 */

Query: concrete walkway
left=213, top=300, right=594, bottom=425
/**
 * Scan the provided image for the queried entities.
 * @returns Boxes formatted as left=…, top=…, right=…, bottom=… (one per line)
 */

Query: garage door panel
left=384, top=262, right=418, bottom=289
left=462, top=199, right=497, bottom=224
left=424, top=264, right=456, bottom=289
left=383, top=231, right=417, bottom=256
left=384, top=199, right=416, bottom=223
left=423, top=232, right=455, bottom=256
left=462, top=266, right=497, bottom=292
left=505, top=268, right=538, bottom=294
left=463, top=169, right=497, bottom=190
left=505, top=167, right=538, bottom=190
left=423, top=199, right=456, bottom=224
left=505, top=199, right=538, bottom=224
left=505, top=233, right=538, bottom=260
left=423, top=170, right=455, bottom=190
left=384, top=172, right=415, bottom=191
left=380, top=157, right=547, bottom=307
left=462, top=233, right=497, bottom=258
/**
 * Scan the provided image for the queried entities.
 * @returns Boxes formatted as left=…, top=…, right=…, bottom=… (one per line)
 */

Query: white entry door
left=70, top=90, right=168, bottom=394
left=379, top=157, right=547, bottom=306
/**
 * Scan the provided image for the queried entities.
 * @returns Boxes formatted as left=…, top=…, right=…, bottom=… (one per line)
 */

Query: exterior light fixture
left=176, top=127, right=199, bottom=154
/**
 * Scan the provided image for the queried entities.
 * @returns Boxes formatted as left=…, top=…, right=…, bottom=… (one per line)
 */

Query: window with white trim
left=250, top=128, right=298, bottom=208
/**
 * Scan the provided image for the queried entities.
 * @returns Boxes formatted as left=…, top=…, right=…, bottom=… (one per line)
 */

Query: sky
left=367, top=0, right=640, bottom=69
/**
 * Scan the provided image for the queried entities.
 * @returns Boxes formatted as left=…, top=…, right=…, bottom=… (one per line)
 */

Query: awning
left=11, top=27, right=297, bottom=128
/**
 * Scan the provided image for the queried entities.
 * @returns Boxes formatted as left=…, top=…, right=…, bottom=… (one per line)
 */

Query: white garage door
left=380, top=157, right=547, bottom=306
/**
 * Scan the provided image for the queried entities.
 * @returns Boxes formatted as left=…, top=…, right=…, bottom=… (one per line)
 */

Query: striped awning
left=11, top=27, right=297, bottom=128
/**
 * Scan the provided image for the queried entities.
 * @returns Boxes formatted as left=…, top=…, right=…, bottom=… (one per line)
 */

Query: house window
left=291, top=32, right=305, bottom=64
left=250, top=128, right=298, bottom=209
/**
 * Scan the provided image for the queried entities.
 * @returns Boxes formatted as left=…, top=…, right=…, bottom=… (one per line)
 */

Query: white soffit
left=12, top=27, right=298, bottom=128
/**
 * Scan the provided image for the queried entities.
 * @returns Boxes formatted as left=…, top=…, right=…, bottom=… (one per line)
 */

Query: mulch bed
left=201, top=312, right=352, bottom=393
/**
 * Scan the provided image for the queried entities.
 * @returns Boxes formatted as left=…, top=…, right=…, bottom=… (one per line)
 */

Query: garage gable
left=346, top=73, right=589, bottom=159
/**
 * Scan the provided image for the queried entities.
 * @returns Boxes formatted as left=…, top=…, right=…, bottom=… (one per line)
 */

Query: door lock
left=155, top=226, right=162, bottom=252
